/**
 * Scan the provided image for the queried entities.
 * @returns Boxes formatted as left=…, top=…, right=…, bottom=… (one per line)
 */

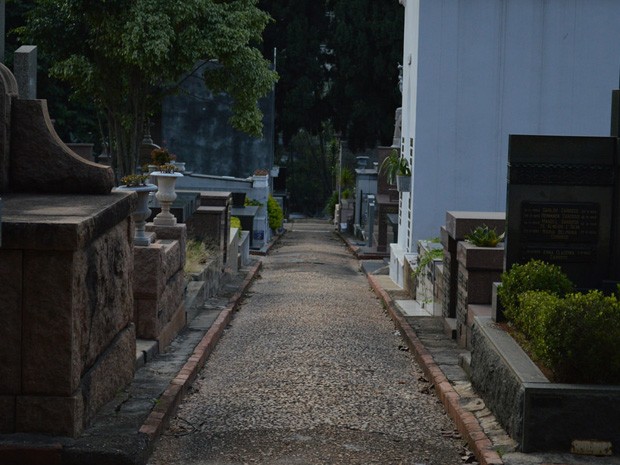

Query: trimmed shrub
left=267, top=195, right=284, bottom=230
left=498, top=259, right=574, bottom=320
left=510, top=286, right=620, bottom=384
left=544, top=290, right=620, bottom=384
left=514, top=290, right=560, bottom=349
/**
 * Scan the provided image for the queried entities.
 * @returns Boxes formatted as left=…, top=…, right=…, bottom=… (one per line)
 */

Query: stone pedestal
left=136, top=224, right=187, bottom=350
left=0, top=193, right=136, bottom=437
left=456, top=241, right=504, bottom=348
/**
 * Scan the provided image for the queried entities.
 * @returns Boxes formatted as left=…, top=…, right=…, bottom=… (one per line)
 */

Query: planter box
left=441, top=212, right=505, bottom=320
left=471, top=316, right=620, bottom=454
left=396, top=175, right=411, bottom=192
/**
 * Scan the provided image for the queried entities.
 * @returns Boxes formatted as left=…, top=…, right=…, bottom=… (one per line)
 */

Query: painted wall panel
left=400, top=0, right=620, bottom=248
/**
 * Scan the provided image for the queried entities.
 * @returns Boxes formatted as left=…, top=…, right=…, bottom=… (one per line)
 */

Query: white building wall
left=398, top=0, right=620, bottom=252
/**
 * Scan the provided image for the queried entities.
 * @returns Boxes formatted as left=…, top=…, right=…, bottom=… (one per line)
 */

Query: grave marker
left=505, top=134, right=619, bottom=290
left=13, top=45, right=37, bottom=99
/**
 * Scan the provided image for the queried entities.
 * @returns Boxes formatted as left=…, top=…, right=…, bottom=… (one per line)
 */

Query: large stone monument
left=0, top=62, right=135, bottom=437
left=505, top=134, right=620, bottom=292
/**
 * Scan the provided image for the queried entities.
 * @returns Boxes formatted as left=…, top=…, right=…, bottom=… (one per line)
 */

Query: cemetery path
left=148, top=219, right=465, bottom=465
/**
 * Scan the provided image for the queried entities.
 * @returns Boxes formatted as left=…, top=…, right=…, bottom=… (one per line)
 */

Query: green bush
left=324, top=191, right=338, bottom=218
left=502, top=261, right=620, bottom=384
left=498, top=259, right=574, bottom=320
left=515, top=290, right=561, bottom=361
left=267, top=195, right=284, bottom=231
left=544, top=290, right=620, bottom=384
left=230, top=216, right=242, bottom=237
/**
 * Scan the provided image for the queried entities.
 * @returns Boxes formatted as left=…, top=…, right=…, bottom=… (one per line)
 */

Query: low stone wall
left=470, top=316, right=620, bottom=453
left=187, top=255, right=222, bottom=299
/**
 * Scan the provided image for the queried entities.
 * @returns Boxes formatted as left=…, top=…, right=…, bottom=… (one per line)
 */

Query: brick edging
left=139, top=260, right=263, bottom=442
left=366, top=274, right=503, bottom=465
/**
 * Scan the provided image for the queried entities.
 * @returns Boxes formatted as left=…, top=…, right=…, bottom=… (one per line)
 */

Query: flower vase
left=116, top=184, right=158, bottom=246
left=151, top=171, right=183, bottom=226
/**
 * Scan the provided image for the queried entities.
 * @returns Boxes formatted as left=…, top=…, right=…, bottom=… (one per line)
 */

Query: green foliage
left=516, top=290, right=620, bottom=384
left=412, top=245, right=443, bottom=281
left=230, top=216, right=242, bottom=237
left=324, top=191, right=338, bottom=219
left=151, top=147, right=175, bottom=166
left=499, top=259, right=620, bottom=383
left=341, top=188, right=352, bottom=200
left=120, top=174, right=149, bottom=187
left=379, top=149, right=411, bottom=185
left=288, top=123, right=339, bottom=215
left=245, top=197, right=263, bottom=207
left=498, top=259, right=574, bottom=320
left=326, top=0, right=404, bottom=150
left=464, top=225, right=505, bottom=247
left=156, top=164, right=178, bottom=174
left=184, top=239, right=215, bottom=273
left=6, top=0, right=98, bottom=146
left=19, top=0, right=278, bottom=177
left=257, top=0, right=332, bottom=144
left=340, top=167, right=355, bottom=190
left=267, top=195, right=284, bottom=230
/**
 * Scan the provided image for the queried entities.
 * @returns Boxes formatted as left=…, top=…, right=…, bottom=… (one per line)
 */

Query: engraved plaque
left=521, top=202, right=599, bottom=244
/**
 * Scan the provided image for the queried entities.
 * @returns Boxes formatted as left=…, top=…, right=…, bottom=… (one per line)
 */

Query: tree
left=19, top=0, right=278, bottom=177
left=6, top=0, right=98, bottom=144
left=258, top=0, right=332, bottom=147
left=287, top=122, right=339, bottom=215
left=326, top=0, right=404, bottom=151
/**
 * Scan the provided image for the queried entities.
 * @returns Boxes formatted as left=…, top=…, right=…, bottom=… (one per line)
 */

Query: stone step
left=443, top=317, right=457, bottom=339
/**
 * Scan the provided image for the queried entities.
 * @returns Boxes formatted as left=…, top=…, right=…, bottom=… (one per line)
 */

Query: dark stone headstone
left=505, top=134, right=619, bottom=290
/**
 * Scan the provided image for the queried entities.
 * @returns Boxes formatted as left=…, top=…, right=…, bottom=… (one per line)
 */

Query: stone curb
left=138, top=259, right=263, bottom=444
left=250, top=229, right=286, bottom=256
left=335, top=231, right=387, bottom=260
left=366, top=274, right=504, bottom=465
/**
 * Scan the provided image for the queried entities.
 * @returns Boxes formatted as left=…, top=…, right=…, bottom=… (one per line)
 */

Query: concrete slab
left=396, top=299, right=432, bottom=317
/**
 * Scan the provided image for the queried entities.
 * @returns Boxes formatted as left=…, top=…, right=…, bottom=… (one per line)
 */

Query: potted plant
left=116, top=174, right=157, bottom=246
left=150, top=147, right=175, bottom=167
left=379, top=149, right=411, bottom=192
left=150, top=164, right=183, bottom=226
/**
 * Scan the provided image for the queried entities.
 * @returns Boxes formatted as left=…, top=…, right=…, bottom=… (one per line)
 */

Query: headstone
left=13, top=45, right=37, bottom=99
left=367, top=194, right=376, bottom=247
left=505, top=134, right=619, bottom=290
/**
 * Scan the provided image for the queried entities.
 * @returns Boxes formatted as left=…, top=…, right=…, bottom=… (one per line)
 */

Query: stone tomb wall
left=136, top=224, right=187, bottom=351
left=0, top=193, right=136, bottom=437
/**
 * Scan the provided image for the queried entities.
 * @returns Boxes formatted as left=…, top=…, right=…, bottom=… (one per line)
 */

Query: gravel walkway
left=149, top=220, right=466, bottom=464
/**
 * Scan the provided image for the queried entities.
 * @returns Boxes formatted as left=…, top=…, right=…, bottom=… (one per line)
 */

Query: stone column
left=14, top=45, right=37, bottom=99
